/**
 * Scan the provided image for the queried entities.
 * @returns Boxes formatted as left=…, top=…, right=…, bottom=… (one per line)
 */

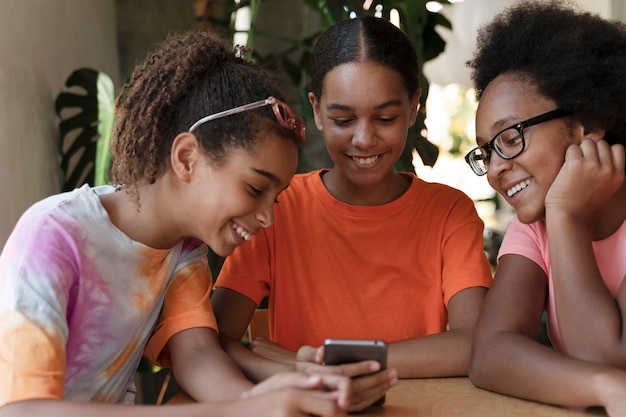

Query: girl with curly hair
left=0, top=31, right=354, bottom=417
left=465, top=1, right=626, bottom=415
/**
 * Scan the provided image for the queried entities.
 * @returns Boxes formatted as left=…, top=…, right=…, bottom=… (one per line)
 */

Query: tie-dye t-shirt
left=0, top=184, right=217, bottom=406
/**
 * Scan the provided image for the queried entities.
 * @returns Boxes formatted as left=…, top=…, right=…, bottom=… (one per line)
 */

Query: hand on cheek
left=546, top=139, right=625, bottom=223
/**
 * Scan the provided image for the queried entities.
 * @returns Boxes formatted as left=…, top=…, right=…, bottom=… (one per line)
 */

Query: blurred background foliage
left=195, top=0, right=452, bottom=173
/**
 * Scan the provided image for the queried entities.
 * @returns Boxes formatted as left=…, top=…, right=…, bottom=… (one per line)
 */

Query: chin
left=213, top=245, right=234, bottom=258
left=514, top=209, right=545, bottom=225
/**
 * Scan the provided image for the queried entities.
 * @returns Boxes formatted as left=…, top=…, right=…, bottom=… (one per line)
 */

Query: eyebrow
left=252, top=168, right=282, bottom=186
left=476, top=115, right=519, bottom=146
left=325, top=99, right=404, bottom=112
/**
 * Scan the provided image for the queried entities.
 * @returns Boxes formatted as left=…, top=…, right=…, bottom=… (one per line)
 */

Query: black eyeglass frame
left=465, top=108, right=572, bottom=176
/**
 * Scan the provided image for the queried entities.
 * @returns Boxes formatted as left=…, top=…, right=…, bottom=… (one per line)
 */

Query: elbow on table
left=467, top=339, right=500, bottom=391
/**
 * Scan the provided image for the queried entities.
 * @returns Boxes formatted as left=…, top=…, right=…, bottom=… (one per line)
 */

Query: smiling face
left=476, top=73, right=576, bottom=224
left=182, top=131, right=298, bottom=256
left=309, top=61, right=419, bottom=203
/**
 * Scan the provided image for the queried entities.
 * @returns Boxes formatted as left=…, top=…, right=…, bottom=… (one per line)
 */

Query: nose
left=352, top=120, right=377, bottom=148
left=255, top=201, right=275, bottom=228
left=486, top=152, right=513, bottom=180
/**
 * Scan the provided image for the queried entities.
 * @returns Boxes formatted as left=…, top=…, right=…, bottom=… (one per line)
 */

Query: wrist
left=591, top=368, right=623, bottom=406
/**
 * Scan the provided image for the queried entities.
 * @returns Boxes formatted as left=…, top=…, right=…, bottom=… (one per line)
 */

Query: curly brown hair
left=111, top=31, right=300, bottom=202
left=467, top=0, right=626, bottom=146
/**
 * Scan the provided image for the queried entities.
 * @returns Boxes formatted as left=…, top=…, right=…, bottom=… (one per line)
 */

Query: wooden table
left=167, top=377, right=608, bottom=416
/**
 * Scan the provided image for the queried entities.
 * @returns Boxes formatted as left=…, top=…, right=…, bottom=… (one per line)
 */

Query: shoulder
left=407, top=176, right=478, bottom=214
left=278, top=170, right=324, bottom=200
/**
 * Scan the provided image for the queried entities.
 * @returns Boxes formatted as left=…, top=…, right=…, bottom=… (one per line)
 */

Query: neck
left=99, top=182, right=182, bottom=249
left=321, top=169, right=410, bottom=206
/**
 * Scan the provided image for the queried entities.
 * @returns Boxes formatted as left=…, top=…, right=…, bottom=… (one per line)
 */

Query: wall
left=116, top=0, right=196, bottom=79
left=0, top=0, right=120, bottom=249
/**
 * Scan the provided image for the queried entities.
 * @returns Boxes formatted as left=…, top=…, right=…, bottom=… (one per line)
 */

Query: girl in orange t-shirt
left=212, top=16, right=492, bottom=412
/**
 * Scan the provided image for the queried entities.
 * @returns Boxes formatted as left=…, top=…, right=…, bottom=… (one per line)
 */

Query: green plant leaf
left=55, top=68, right=115, bottom=191
left=95, top=72, right=115, bottom=186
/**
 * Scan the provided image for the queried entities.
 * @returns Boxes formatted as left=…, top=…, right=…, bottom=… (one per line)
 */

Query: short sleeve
left=441, top=193, right=493, bottom=306
left=144, top=240, right=218, bottom=367
left=214, top=229, right=273, bottom=305
left=497, top=217, right=549, bottom=275
left=0, top=213, right=75, bottom=406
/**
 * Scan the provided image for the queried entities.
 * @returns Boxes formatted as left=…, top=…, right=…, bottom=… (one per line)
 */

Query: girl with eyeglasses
left=211, top=16, right=493, bottom=412
left=465, top=1, right=626, bottom=415
left=0, top=31, right=354, bottom=417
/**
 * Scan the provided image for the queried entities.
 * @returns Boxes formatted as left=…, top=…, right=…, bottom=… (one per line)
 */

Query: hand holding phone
left=323, top=338, right=388, bottom=406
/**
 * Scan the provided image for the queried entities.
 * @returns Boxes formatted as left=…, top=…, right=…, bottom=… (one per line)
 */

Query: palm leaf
left=55, top=68, right=115, bottom=191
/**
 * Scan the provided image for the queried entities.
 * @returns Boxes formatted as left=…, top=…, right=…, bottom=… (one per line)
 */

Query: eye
left=497, top=128, right=523, bottom=147
left=376, top=116, right=397, bottom=124
left=249, top=185, right=264, bottom=198
left=332, top=117, right=353, bottom=126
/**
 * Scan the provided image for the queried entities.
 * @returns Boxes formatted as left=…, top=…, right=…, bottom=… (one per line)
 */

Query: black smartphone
left=323, top=338, right=388, bottom=406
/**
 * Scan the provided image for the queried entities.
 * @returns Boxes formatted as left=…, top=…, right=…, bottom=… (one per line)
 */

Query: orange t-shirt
left=215, top=171, right=492, bottom=351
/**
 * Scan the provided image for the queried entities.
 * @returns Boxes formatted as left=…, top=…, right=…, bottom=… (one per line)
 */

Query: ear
left=583, top=126, right=606, bottom=142
left=308, top=92, right=324, bottom=131
left=408, top=88, right=422, bottom=127
left=170, top=132, right=202, bottom=182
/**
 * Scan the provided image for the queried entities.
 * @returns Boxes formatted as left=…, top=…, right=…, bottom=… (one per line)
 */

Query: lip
left=348, top=153, right=383, bottom=167
left=502, top=178, right=532, bottom=200
left=230, top=220, right=254, bottom=245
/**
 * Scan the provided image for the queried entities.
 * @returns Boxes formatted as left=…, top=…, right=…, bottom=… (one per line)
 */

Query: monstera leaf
left=55, top=68, right=115, bottom=191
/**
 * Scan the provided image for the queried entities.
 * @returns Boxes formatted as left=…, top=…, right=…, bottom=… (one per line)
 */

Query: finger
left=593, top=138, right=614, bottom=165
left=251, top=372, right=325, bottom=396
left=288, top=390, right=346, bottom=417
left=306, top=372, right=353, bottom=409
left=296, top=345, right=320, bottom=363
left=328, top=360, right=382, bottom=378
left=347, top=369, right=397, bottom=412
left=352, top=368, right=396, bottom=394
left=564, top=143, right=584, bottom=163
left=611, top=143, right=626, bottom=174
left=300, top=360, right=381, bottom=379
left=316, top=345, right=324, bottom=363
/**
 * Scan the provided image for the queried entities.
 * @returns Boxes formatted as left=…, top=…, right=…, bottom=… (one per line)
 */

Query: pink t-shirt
left=498, top=217, right=626, bottom=351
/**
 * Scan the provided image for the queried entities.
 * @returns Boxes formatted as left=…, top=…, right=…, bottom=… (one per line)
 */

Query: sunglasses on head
left=188, top=96, right=305, bottom=142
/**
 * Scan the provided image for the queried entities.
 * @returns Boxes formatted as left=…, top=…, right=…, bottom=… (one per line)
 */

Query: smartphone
left=323, top=338, right=388, bottom=406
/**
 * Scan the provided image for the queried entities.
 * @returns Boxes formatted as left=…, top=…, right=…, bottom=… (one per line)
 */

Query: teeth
left=352, top=155, right=379, bottom=165
left=507, top=179, right=532, bottom=197
left=232, top=224, right=251, bottom=241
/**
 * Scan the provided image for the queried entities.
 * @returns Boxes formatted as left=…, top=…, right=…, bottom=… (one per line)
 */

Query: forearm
left=219, top=334, right=293, bottom=382
left=173, top=343, right=253, bottom=402
left=387, top=329, right=472, bottom=378
left=546, top=210, right=626, bottom=362
left=169, top=328, right=254, bottom=403
left=470, top=332, right=619, bottom=408
left=0, top=399, right=234, bottom=417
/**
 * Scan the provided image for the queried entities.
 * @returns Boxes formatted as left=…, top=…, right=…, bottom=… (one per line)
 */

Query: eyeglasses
left=464, top=108, right=571, bottom=176
left=188, top=96, right=305, bottom=142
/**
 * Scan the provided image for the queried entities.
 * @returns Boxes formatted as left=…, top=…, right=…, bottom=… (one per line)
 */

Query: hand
left=546, top=139, right=625, bottom=224
left=235, top=387, right=347, bottom=417
left=242, top=371, right=352, bottom=410
left=249, top=337, right=297, bottom=366
left=595, top=369, right=626, bottom=417
left=295, top=345, right=398, bottom=412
